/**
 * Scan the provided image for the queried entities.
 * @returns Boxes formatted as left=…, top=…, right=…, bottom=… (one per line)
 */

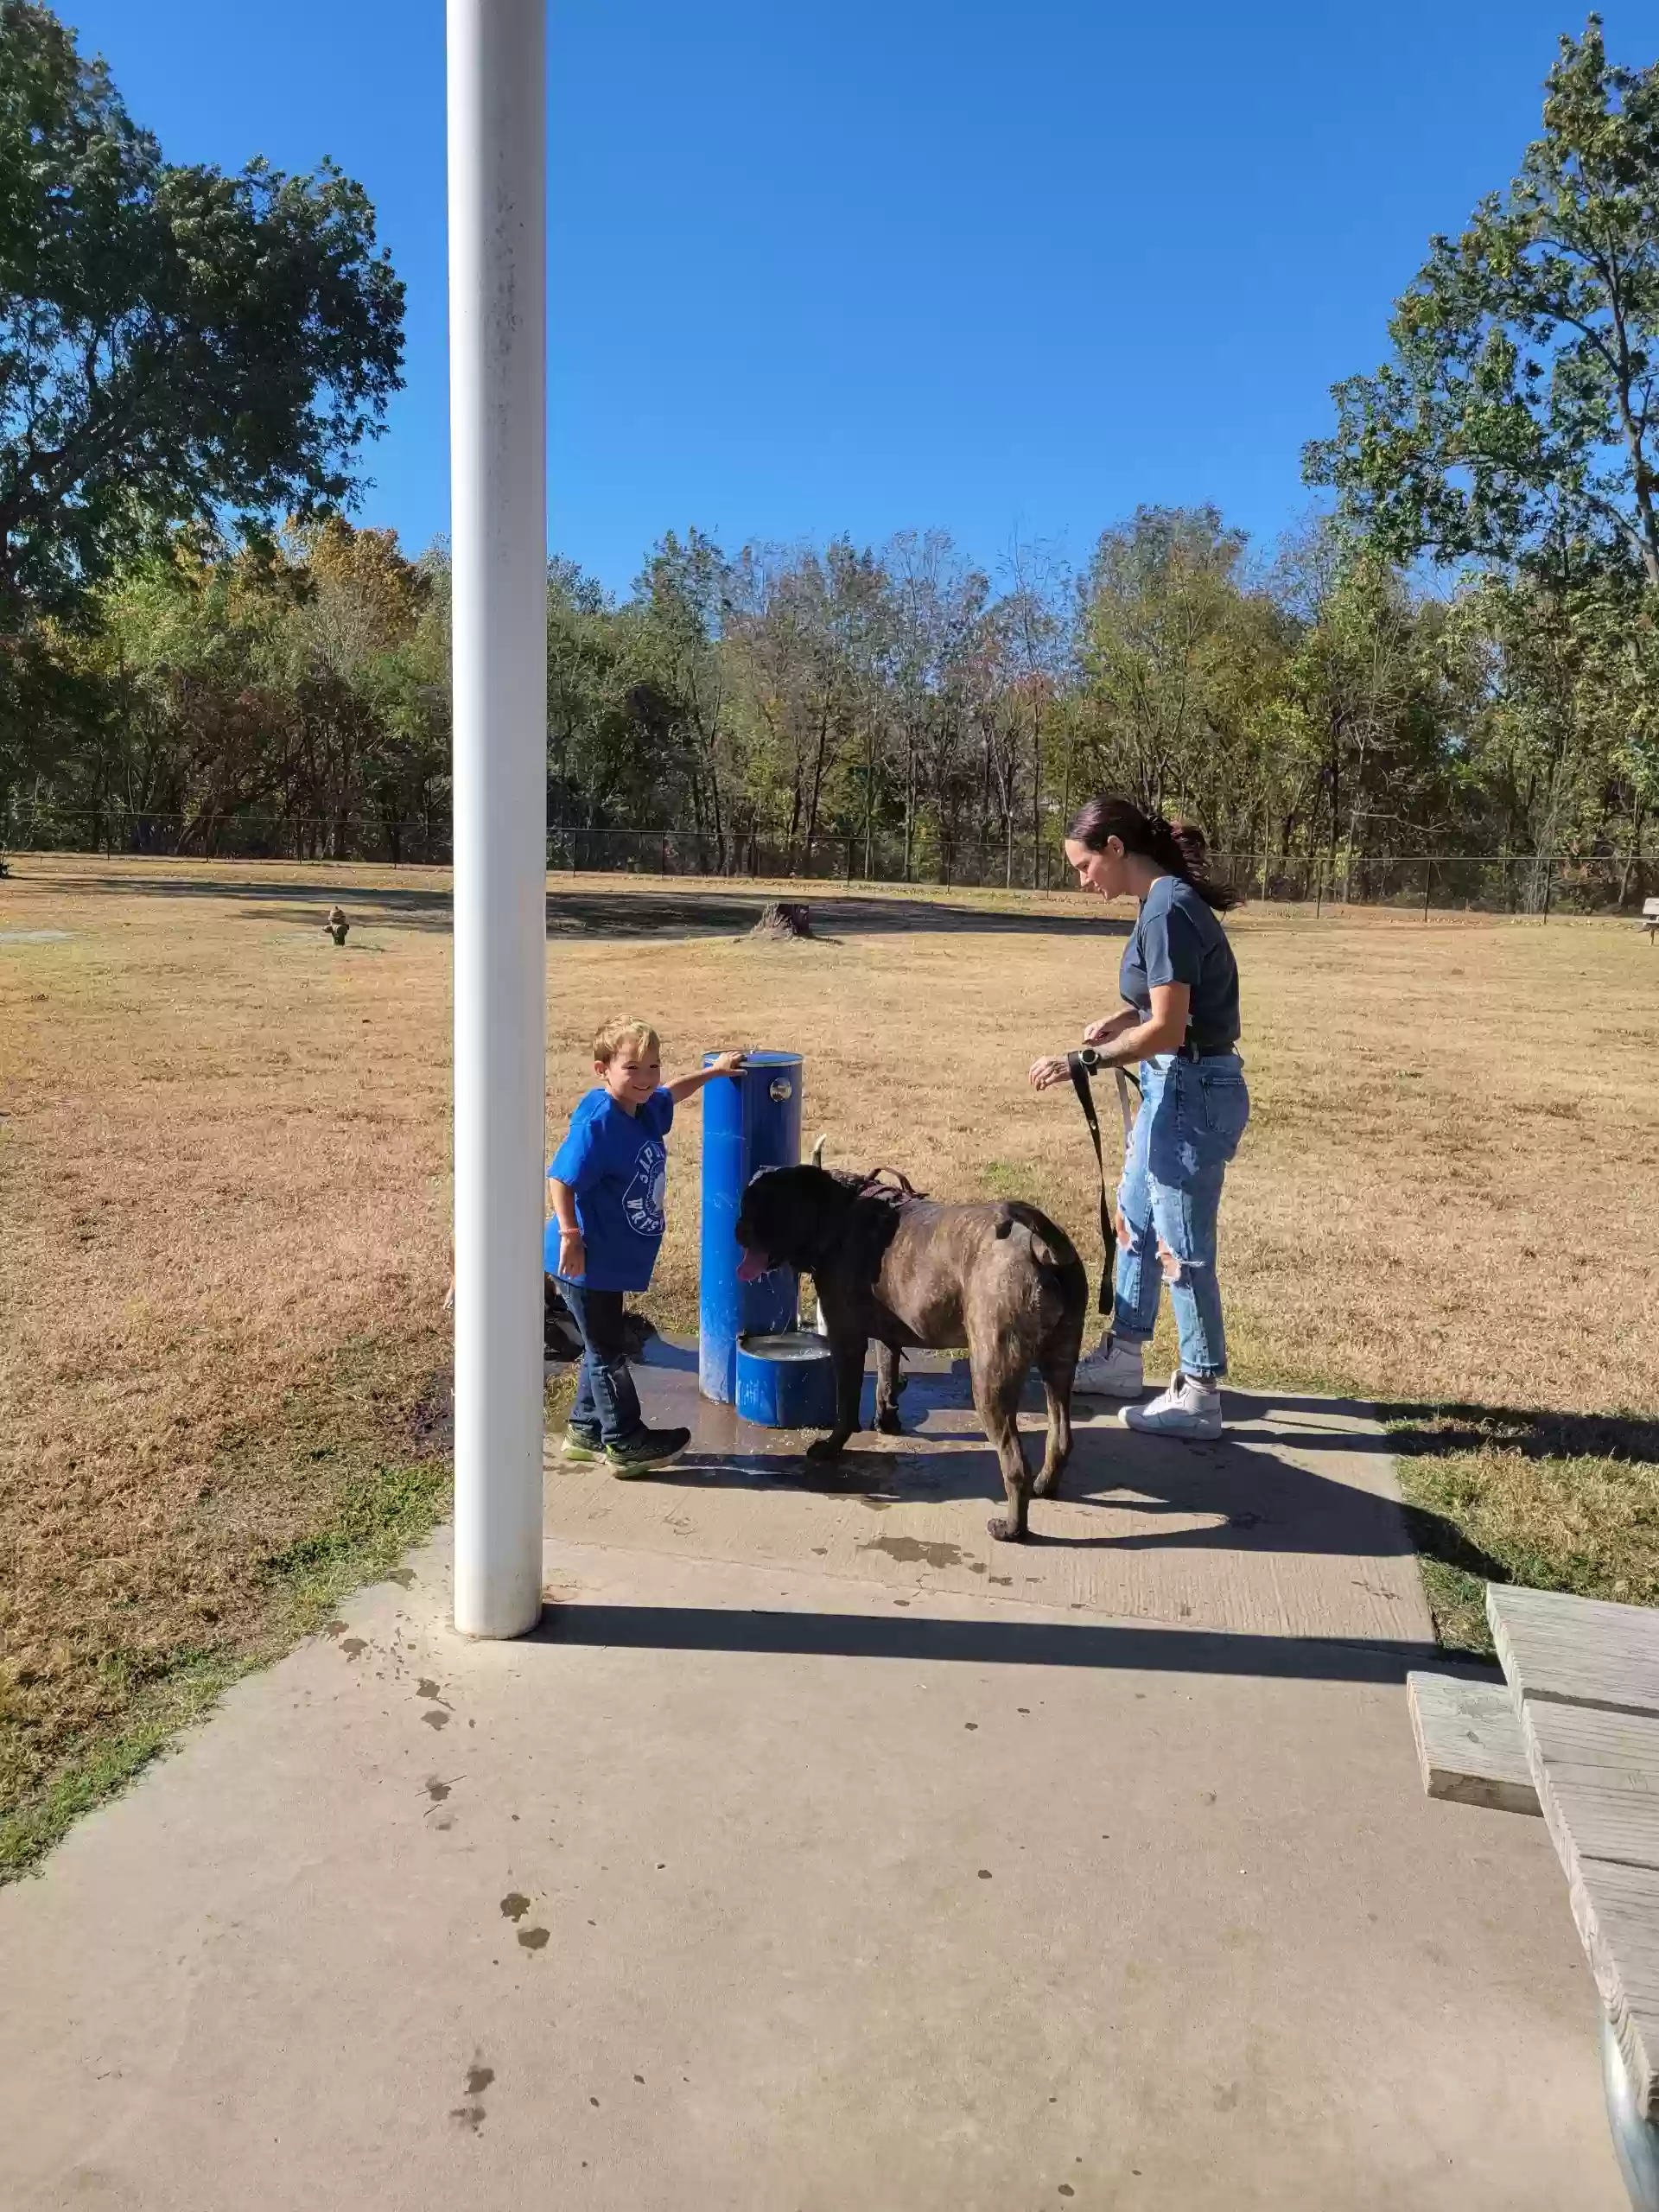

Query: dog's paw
left=986, top=1513, right=1027, bottom=1544
left=875, top=1407, right=903, bottom=1435
left=805, top=1436, right=844, bottom=1463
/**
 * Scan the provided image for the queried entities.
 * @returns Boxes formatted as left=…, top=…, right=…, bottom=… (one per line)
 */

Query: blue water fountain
left=698, top=1049, right=837, bottom=1427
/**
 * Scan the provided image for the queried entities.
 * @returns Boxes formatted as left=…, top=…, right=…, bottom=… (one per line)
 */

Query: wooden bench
left=1408, top=1669, right=1541, bottom=1815
left=1643, top=897, right=1659, bottom=942
left=1408, top=1586, right=1659, bottom=2209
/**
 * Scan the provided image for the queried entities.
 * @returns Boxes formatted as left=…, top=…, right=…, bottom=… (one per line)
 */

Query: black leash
left=1066, top=1050, right=1138, bottom=1317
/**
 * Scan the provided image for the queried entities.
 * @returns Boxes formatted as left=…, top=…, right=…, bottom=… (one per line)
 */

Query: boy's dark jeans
left=562, top=1283, right=643, bottom=1447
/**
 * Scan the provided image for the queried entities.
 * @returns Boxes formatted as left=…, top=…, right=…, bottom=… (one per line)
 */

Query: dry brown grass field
left=3, top=854, right=1657, bottom=1873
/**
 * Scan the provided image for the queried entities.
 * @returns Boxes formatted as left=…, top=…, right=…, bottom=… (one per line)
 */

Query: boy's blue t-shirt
left=1118, top=876, right=1241, bottom=1048
left=546, top=1086, right=674, bottom=1291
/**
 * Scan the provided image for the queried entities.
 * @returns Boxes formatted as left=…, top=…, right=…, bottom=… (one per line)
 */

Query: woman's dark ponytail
left=1066, top=795, right=1239, bottom=912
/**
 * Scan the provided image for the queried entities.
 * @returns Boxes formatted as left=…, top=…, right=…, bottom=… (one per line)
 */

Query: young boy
left=548, top=1018, right=745, bottom=1471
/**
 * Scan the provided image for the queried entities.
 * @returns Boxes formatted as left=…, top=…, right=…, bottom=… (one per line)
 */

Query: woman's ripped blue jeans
left=1111, top=1052, right=1249, bottom=1380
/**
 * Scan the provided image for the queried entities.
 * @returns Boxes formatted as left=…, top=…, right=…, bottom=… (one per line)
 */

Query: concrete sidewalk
left=0, top=1370, right=1624, bottom=2210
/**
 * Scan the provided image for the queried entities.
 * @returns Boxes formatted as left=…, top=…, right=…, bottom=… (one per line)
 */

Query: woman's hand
left=557, top=1229, right=586, bottom=1277
left=1083, top=1010, right=1132, bottom=1047
left=1028, top=1056, right=1071, bottom=1092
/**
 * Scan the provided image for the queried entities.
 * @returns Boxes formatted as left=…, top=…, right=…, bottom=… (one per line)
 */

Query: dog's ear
left=740, top=1162, right=779, bottom=1211
left=741, top=1163, right=796, bottom=1240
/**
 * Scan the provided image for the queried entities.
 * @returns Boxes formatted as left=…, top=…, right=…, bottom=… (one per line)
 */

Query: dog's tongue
left=734, top=1249, right=772, bottom=1282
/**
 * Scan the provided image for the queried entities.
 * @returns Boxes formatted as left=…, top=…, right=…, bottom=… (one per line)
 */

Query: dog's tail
left=1003, top=1201, right=1072, bottom=1269
left=1004, top=1203, right=1089, bottom=1317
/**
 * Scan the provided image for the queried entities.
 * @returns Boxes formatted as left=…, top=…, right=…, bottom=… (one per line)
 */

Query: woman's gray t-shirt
left=1118, top=875, right=1241, bottom=1048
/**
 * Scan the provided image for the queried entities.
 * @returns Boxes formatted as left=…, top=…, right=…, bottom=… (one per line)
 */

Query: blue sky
left=60, top=1, right=1653, bottom=597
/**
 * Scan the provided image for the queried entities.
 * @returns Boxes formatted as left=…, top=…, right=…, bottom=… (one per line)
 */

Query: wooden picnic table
left=1408, top=1588, right=1659, bottom=2205
left=1488, top=1586, right=1659, bottom=2209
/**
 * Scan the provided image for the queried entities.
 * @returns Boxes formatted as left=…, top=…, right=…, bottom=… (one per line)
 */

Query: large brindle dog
left=734, top=1165, right=1087, bottom=1541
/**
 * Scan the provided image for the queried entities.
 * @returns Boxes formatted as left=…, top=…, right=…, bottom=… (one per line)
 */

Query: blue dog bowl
left=735, top=1332, right=839, bottom=1429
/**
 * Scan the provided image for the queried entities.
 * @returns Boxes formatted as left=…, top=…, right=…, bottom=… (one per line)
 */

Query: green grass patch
left=0, top=1653, right=258, bottom=1883
left=980, top=1159, right=1036, bottom=1196
left=1387, top=1403, right=1659, bottom=1656
left=258, top=1459, right=452, bottom=1597
left=0, top=1344, right=453, bottom=1885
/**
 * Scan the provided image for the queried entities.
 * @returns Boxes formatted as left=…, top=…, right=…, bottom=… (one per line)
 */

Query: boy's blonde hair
left=592, top=1014, right=659, bottom=1066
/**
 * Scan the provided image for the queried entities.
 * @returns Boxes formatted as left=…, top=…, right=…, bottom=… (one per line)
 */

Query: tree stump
left=750, top=901, right=812, bottom=940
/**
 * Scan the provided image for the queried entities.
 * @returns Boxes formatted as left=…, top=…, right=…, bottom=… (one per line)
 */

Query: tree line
left=2, top=7, right=1656, bottom=900
left=9, top=499, right=1654, bottom=898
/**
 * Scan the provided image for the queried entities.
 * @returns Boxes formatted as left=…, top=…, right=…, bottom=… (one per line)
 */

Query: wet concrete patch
left=548, top=1351, right=1435, bottom=1651
left=859, top=1534, right=967, bottom=1571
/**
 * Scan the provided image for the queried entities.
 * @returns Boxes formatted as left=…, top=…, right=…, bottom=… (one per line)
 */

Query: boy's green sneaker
left=561, top=1428, right=602, bottom=1463
left=604, top=1424, right=691, bottom=1475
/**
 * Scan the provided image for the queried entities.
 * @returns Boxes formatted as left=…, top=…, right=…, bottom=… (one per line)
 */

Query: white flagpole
left=447, top=0, right=548, bottom=1637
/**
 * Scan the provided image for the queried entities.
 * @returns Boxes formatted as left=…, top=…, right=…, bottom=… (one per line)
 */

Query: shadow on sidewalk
left=1238, top=1394, right=1659, bottom=1470
left=613, top=1366, right=1484, bottom=1570
left=534, top=1602, right=1435, bottom=1682
left=635, top=1431, right=1504, bottom=1589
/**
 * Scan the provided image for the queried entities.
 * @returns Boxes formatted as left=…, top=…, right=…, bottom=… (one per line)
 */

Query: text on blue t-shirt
left=546, top=1086, right=675, bottom=1291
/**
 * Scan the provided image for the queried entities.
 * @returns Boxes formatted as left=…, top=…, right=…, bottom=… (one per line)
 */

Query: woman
left=1028, top=797, right=1249, bottom=1440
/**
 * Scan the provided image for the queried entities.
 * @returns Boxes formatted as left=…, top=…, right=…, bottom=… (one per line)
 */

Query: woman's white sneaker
left=1071, top=1335, right=1145, bottom=1398
left=1120, top=1371, right=1224, bottom=1440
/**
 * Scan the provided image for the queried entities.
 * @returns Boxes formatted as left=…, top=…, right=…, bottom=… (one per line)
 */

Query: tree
left=1269, top=514, right=1451, bottom=866
left=79, top=538, right=293, bottom=854
left=1446, top=544, right=1659, bottom=896
left=1583, top=571, right=1659, bottom=888
left=1074, top=506, right=1263, bottom=823
left=873, top=531, right=986, bottom=881
left=0, top=1, right=404, bottom=625
left=8, top=519, right=454, bottom=861
left=725, top=538, right=880, bottom=871
left=629, top=531, right=742, bottom=868
left=1305, top=18, right=1659, bottom=591
left=998, top=533, right=1070, bottom=887
left=281, top=519, right=432, bottom=860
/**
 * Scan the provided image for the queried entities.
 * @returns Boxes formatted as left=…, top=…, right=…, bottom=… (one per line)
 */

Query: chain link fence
left=1, top=804, right=453, bottom=868
left=560, top=830, right=1653, bottom=913
left=5, top=806, right=1652, bottom=914
left=1210, top=851, right=1650, bottom=916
